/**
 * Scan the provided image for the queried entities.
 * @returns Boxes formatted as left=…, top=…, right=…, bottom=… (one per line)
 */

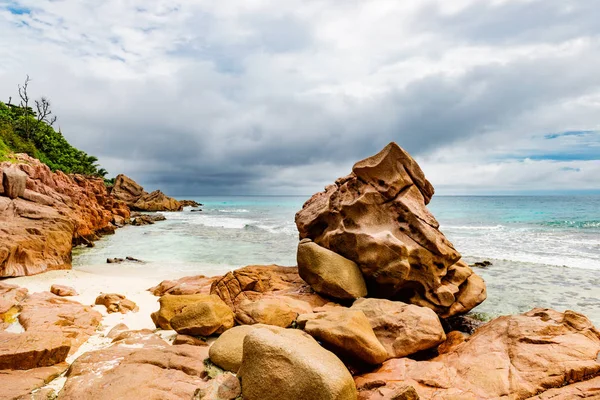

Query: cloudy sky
left=1, top=0, right=599, bottom=195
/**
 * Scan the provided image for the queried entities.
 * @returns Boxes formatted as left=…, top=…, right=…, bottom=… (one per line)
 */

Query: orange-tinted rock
left=95, top=293, right=138, bottom=314
left=58, top=334, right=210, bottom=400
left=134, top=190, right=182, bottom=212
left=111, top=174, right=145, bottom=206
left=0, top=331, right=70, bottom=370
left=50, top=284, right=77, bottom=297
left=2, top=167, right=27, bottom=199
left=149, top=275, right=219, bottom=296
left=527, top=376, right=600, bottom=399
left=295, top=142, right=486, bottom=318
left=437, top=331, right=467, bottom=355
left=173, top=334, right=209, bottom=346
left=234, top=297, right=304, bottom=327
left=170, top=296, right=235, bottom=336
left=355, top=308, right=600, bottom=400
left=112, top=174, right=182, bottom=211
left=351, top=298, right=446, bottom=359
left=1, top=155, right=130, bottom=277
left=0, top=281, right=28, bottom=314
left=210, top=265, right=329, bottom=323
left=297, top=309, right=388, bottom=365
left=18, top=292, right=102, bottom=355
left=0, top=363, right=68, bottom=400
left=194, top=373, right=241, bottom=400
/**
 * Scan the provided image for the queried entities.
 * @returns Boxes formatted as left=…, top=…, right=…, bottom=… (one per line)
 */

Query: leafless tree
left=16, top=75, right=58, bottom=139
left=18, top=75, right=32, bottom=138
left=35, top=97, right=57, bottom=126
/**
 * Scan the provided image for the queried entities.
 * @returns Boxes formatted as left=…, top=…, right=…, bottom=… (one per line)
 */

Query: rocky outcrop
left=210, top=265, right=329, bottom=323
left=355, top=308, right=600, bottom=400
left=18, top=292, right=102, bottom=355
left=238, top=326, right=358, bottom=400
left=0, top=331, right=70, bottom=370
left=0, top=363, right=68, bottom=399
left=149, top=275, right=218, bottom=296
left=194, top=373, right=241, bottom=400
left=58, top=329, right=210, bottom=400
left=0, top=155, right=130, bottom=277
left=297, top=309, right=388, bottom=365
left=234, top=297, right=303, bottom=327
left=351, top=298, right=446, bottom=359
left=95, top=293, right=139, bottom=313
left=295, top=142, right=486, bottom=318
left=111, top=174, right=182, bottom=211
left=297, top=239, right=367, bottom=300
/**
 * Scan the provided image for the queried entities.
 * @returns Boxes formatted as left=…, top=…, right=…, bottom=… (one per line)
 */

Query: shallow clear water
left=73, top=195, right=600, bottom=325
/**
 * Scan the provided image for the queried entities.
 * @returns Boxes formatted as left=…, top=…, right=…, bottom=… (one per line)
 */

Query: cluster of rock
left=0, top=155, right=130, bottom=277
left=110, top=174, right=182, bottom=212
left=0, top=156, right=183, bottom=277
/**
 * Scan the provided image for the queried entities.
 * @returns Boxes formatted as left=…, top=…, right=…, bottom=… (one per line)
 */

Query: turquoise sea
left=73, top=195, right=600, bottom=324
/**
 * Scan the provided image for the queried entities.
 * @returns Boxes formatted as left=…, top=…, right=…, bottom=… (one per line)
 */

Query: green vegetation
left=0, top=77, right=108, bottom=178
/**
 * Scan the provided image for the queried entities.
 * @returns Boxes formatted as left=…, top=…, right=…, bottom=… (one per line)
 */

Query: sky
left=0, top=0, right=599, bottom=196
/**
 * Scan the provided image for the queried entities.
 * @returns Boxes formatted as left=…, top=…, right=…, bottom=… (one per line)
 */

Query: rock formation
left=238, top=326, right=358, bottom=400
left=111, top=174, right=182, bottom=211
left=295, top=142, right=486, bottom=318
left=355, top=308, right=600, bottom=399
left=0, top=155, right=130, bottom=277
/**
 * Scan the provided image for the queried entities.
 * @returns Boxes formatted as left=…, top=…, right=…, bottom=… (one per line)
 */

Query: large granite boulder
left=297, top=239, right=367, bottom=300
left=112, top=174, right=182, bottom=211
left=2, top=167, right=27, bottom=199
left=152, top=293, right=234, bottom=335
left=351, top=298, right=446, bottom=359
left=295, top=142, right=486, bottom=318
left=297, top=309, right=388, bottom=365
left=148, top=275, right=218, bottom=296
left=355, top=308, right=600, bottom=400
left=209, top=324, right=276, bottom=373
left=238, top=326, right=357, bottom=400
left=170, top=296, right=235, bottom=336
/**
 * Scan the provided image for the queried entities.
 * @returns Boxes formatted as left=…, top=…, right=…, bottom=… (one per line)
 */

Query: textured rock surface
left=18, top=292, right=102, bottom=355
left=297, top=239, right=367, bottom=300
left=95, top=293, right=139, bottom=313
left=193, top=373, right=241, bottom=400
left=211, top=265, right=329, bottom=321
left=170, top=296, right=235, bottom=336
left=2, top=167, right=27, bottom=199
left=234, top=297, right=300, bottom=327
left=112, top=174, right=182, bottom=211
left=0, top=363, right=68, bottom=400
left=152, top=293, right=234, bottom=334
left=355, top=308, right=600, bottom=400
left=295, top=142, right=486, bottom=317
left=50, top=284, right=77, bottom=297
left=149, top=275, right=218, bottom=296
left=58, top=330, right=210, bottom=400
left=1, top=155, right=130, bottom=277
left=209, top=324, right=278, bottom=373
left=0, top=331, right=70, bottom=370
left=238, top=326, right=357, bottom=400
left=351, top=298, right=446, bottom=358
left=297, top=309, right=388, bottom=365
left=0, top=281, right=28, bottom=314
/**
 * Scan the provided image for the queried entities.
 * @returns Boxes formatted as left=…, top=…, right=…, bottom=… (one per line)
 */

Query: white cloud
left=0, top=0, right=599, bottom=195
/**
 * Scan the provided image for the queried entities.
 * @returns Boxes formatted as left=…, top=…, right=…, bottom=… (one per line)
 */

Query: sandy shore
left=7, top=263, right=205, bottom=333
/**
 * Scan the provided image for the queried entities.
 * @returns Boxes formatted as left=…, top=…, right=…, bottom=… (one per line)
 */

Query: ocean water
left=73, top=195, right=600, bottom=325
